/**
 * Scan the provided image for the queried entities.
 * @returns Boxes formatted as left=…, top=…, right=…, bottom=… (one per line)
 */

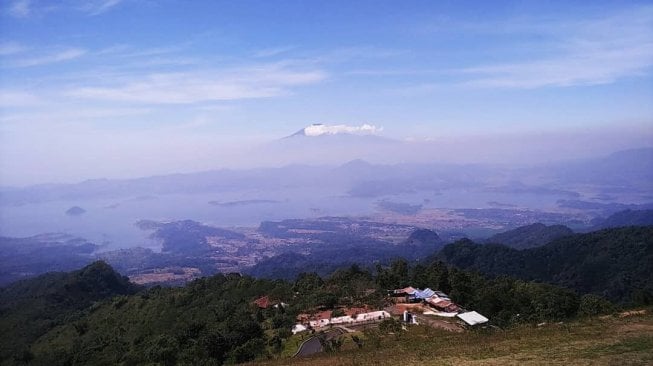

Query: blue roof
left=415, top=288, right=435, bottom=299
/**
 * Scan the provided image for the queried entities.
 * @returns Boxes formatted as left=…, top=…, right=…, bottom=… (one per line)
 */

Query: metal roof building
left=457, top=311, right=489, bottom=326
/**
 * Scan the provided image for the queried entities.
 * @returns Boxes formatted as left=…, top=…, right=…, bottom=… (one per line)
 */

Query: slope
left=0, top=261, right=140, bottom=364
left=438, top=226, right=653, bottom=303
left=485, top=223, right=574, bottom=249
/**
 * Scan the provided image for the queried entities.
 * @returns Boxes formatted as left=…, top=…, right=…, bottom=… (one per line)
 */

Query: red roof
left=312, top=310, right=332, bottom=321
left=253, top=296, right=271, bottom=309
left=426, top=298, right=460, bottom=312
left=344, top=307, right=369, bottom=316
left=296, top=310, right=333, bottom=322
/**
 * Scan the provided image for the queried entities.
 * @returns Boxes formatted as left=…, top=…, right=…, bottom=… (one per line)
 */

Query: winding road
left=294, top=328, right=346, bottom=357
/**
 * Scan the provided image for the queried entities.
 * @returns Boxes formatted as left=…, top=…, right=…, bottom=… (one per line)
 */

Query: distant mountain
left=0, top=261, right=140, bottom=362
left=275, top=126, right=398, bottom=158
left=590, top=209, right=653, bottom=230
left=65, top=206, right=86, bottom=216
left=2, top=147, right=650, bottom=207
left=404, top=228, right=441, bottom=245
left=0, top=234, right=98, bottom=285
left=285, top=123, right=386, bottom=138
left=485, top=223, right=574, bottom=249
left=556, top=200, right=653, bottom=214
left=438, top=226, right=653, bottom=303
left=547, top=147, right=653, bottom=191
left=376, top=200, right=423, bottom=215
left=0, top=165, right=337, bottom=205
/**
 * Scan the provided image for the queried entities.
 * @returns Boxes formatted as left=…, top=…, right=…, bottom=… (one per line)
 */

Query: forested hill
left=2, top=262, right=601, bottom=365
left=438, top=226, right=653, bottom=303
left=0, top=256, right=630, bottom=364
left=484, top=223, right=573, bottom=249
left=591, top=209, right=653, bottom=230
left=0, top=261, right=140, bottom=363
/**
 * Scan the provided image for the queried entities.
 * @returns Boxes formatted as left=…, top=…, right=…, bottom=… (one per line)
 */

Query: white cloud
left=5, top=0, right=123, bottom=19
left=303, top=123, right=383, bottom=136
left=0, top=90, right=41, bottom=108
left=253, top=46, right=296, bottom=58
left=11, top=48, right=87, bottom=67
left=8, top=0, right=31, bottom=18
left=67, top=65, right=327, bottom=104
left=0, top=42, right=26, bottom=56
left=459, top=6, right=653, bottom=89
left=82, top=0, right=123, bottom=16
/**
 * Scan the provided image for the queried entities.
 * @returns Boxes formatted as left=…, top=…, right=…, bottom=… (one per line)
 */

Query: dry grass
left=251, top=311, right=653, bottom=366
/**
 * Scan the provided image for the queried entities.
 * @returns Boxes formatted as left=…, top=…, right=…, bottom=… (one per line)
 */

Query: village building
left=253, top=295, right=288, bottom=309
left=253, top=295, right=271, bottom=309
left=389, top=286, right=418, bottom=303
left=389, top=286, right=487, bottom=326
left=291, top=324, right=308, bottom=334
left=292, top=309, right=392, bottom=333
left=457, top=311, right=489, bottom=326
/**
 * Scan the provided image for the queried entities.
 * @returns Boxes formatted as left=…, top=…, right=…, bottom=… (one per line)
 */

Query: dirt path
left=415, top=315, right=464, bottom=332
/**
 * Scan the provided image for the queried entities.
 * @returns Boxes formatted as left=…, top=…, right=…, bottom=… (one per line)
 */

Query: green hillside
left=253, top=311, right=653, bottom=366
left=2, top=226, right=652, bottom=365
left=485, top=223, right=573, bottom=249
left=0, top=261, right=140, bottom=364
left=438, top=226, right=653, bottom=304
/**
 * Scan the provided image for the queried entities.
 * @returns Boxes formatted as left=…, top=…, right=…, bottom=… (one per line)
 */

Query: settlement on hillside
left=288, top=286, right=488, bottom=335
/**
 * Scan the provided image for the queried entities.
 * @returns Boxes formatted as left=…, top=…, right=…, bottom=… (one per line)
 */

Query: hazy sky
left=1, top=0, right=652, bottom=185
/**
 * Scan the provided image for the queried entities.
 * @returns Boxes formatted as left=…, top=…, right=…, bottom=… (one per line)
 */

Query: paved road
left=295, top=328, right=345, bottom=357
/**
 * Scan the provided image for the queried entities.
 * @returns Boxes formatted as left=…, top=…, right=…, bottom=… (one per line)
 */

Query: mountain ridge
left=437, top=226, right=653, bottom=303
left=484, top=223, right=574, bottom=249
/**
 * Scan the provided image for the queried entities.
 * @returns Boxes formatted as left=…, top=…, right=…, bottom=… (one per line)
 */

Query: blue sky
left=1, top=0, right=652, bottom=184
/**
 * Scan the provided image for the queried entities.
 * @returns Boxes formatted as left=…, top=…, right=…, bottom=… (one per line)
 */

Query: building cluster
left=390, top=286, right=461, bottom=313
left=292, top=308, right=392, bottom=334
left=389, top=286, right=488, bottom=326
left=256, top=285, right=489, bottom=336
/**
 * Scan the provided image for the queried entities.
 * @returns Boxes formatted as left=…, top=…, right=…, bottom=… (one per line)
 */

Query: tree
left=426, top=262, right=451, bottom=293
left=293, top=272, right=324, bottom=294
left=390, top=259, right=410, bottom=288
left=578, top=294, right=615, bottom=317
left=145, top=334, right=179, bottom=366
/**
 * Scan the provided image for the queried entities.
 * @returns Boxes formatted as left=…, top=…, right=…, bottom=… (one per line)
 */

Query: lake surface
left=0, top=187, right=571, bottom=250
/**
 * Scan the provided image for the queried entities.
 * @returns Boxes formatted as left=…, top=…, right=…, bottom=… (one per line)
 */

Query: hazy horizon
left=1, top=0, right=652, bottom=186
left=2, top=3, right=653, bottom=362
left=1, top=132, right=652, bottom=188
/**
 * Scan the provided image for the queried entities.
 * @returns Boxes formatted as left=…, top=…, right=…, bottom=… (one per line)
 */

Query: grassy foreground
left=253, top=311, right=653, bottom=366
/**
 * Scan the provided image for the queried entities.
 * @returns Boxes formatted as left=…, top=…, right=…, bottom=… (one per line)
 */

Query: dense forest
left=484, top=223, right=573, bottom=249
left=1, top=259, right=621, bottom=365
left=0, top=262, right=140, bottom=364
left=438, top=226, right=653, bottom=304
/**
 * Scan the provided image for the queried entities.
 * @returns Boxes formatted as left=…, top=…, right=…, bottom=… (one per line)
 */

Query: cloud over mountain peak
left=296, top=123, right=383, bottom=137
